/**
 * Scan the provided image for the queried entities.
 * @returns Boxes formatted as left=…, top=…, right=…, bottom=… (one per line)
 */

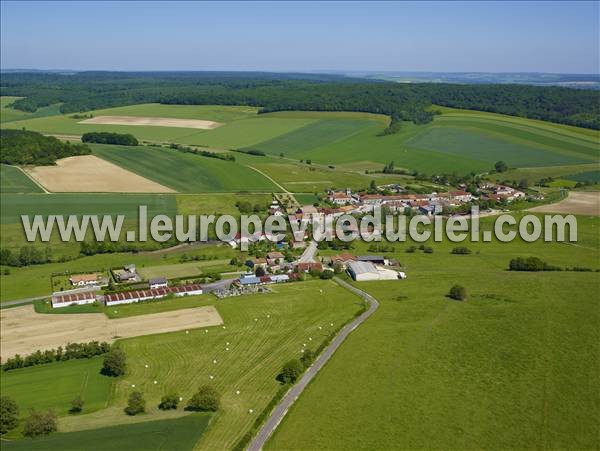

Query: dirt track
left=528, top=191, right=600, bottom=216
left=24, top=155, right=175, bottom=193
left=80, top=115, right=221, bottom=129
left=1, top=305, right=223, bottom=359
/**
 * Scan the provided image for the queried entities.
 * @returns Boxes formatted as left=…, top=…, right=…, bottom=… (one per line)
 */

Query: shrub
left=300, top=350, right=315, bottom=368
left=23, top=409, right=57, bottom=437
left=319, top=270, right=334, bottom=279
left=423, top=246, right=434, bottom=254
left=448, top=285, right=467, bottom=301
left=69, top=396, right=84, bottom=414
left=277, top=359, right=304, bottom=384
left=158, top=393, right=180, bottom=410
left=451, top=247, right=472, bottom=255
left=508, top=257, right=560, bottom=271
left=186, top=386, right=221, bottom=412
left=102, top=348, right=127, bottom=377
left=0, top=396, right=19, bottom=434
left=124, top=391, right=145, bottom=416
left=405, top=246, right=417, bottom=253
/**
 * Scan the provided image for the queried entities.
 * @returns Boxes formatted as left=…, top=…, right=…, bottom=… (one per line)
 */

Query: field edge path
left=247, top=277, right=379, bottom=451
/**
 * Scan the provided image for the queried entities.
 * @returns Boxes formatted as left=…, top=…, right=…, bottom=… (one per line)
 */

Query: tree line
left=0, top=129, right=90, bottom=165
left=81, top=132, right=139, bottom=146
left=3, top=72, right=596, bottom=129
left=2, top=341, right=112, bottom=371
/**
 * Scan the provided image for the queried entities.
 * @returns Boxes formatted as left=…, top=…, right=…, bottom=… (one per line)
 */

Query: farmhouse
left=347, top=261, right=400, bottom=282
left=52, top=290, right=97, bottom=308
left=149, top=277, right=168, bottom=289
left=296, top=262, right=323, bottom=273
left=104, top=283, right=203, bottom=306
left=69, top=273, right=101, bottom=287
left=115, top=264, right=139, bottom=282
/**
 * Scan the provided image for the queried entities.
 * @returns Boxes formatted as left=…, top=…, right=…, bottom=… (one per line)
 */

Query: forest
left=0, top=129, right=90, bottom=165
left=1, top=71, right=598, bottom=129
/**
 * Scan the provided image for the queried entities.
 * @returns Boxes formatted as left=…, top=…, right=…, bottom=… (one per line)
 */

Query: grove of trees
left=0, top=129, right=90, bottom=165
left=81, top=132, right=138, bottom=146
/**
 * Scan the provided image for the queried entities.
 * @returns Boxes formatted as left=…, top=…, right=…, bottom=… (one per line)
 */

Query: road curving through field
left=247, top=277, right=379, bottom=451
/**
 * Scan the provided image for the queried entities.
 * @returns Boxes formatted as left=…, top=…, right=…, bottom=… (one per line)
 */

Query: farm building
left=357, top=255, right=389, bottom=265
left=69, top=273, right=101, bottom=287
left=52, top=290, right=97, bottom=308
left=296, top=262, right=324, bottom=273
left=347, top=261, right=400, bottom=282
left=104, top=283, right=203, bottom=306
left=149, top=277, right=168, bottom=289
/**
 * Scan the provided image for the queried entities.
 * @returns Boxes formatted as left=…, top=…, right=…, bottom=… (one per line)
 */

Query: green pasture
left=565, top=170, right=600, bottom=183
left=92, top=144, right=279, bottom=193
left=2, top=414, right=211, bottom=451
left=176, top=193, right=272, bottom=216
left=0, top=164, right=44, bottom=193
left=268, top=215, right=600, bottom=450
left=0, top=357, right=112, bottom=419
left=0, top=193, right=176, bottom=224
left=489, top=163, right=600, bottom=185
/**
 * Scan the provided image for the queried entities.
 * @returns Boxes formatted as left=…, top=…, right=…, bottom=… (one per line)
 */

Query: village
left=49, top=182, right=526, bottom=310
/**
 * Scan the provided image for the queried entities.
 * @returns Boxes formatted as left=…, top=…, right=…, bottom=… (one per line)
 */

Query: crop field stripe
left=435, top=117, right=600, bottom=157
left=245, top=119, right=380, bottom=156
left=0, top=193, right=177, bottom=224
left=92, top=144, right=279, bottom=193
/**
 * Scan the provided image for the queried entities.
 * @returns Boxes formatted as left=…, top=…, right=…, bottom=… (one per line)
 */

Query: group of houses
left=326, top=183, right=526, bottom=215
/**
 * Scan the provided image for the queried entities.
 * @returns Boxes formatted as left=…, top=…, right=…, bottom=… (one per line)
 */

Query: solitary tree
left=494, top=161, right=508, bottom=173
left=186, top=386, right=221, bottom=412
left=102, top=348, right=126, bottom=377
left=448, top=285, right=468, bottom=301
left=124, top=391, right=145, bottom=416
left=158, top=393, right=180, bottom=410
left=23, top=409, right=57, bottom=437
left=0, top=396, right=19, bottom=434
left=277, top=359, right=304, bottom=384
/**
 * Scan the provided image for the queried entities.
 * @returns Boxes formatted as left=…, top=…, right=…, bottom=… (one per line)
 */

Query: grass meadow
left=0, top=357, right=112, bottom=421
left=2, top=414, right=211, bottom=451
left=267, top=215, right=600, bottom=450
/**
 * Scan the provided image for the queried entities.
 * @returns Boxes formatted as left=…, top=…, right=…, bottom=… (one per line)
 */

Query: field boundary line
left=246, top=277, right=379, bottom=451
left=10, top=164, right=50, bottom=194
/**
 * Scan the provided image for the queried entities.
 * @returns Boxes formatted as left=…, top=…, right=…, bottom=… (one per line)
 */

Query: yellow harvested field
left=529, top=191, right=600, bottom=216
left=1, top=305, right=223, bottom=359
left=24, top=155, right=175, bottom=193
left=79, top=115, right=222, bottom=129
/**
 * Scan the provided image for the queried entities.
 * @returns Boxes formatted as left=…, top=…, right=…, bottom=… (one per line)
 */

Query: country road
left=247, top=277, right=379, bottom=451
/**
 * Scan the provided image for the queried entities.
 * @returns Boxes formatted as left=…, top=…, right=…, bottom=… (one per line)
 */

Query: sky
left=1, top=1, right=598, bottom=73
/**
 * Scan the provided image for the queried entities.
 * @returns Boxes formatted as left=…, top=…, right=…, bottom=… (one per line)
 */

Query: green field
left=0, top=193, right=176, bottom=224
left=243, top=118, right=380, bottom=157
left=0, top=103, right=259, bottom=142
left=176, top=193, right=272, bottom=216
left=405, top=126, right=593, bottom=167
left=2, top=414, right=211, bottom=451
left=267, top=216, right=600, bottom=450
left=0, top=357, right=112, bottom=419
left=92, top=144, right=279, bottom=193
left=0, top=164, right=44, bottom=193
left=137, top=259, right=232, bottom=280
left=565, top=170, right=600, bottom=183
left=19, top=281, right=361, bottom=450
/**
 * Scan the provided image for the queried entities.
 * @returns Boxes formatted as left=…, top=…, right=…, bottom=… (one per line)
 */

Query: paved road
left=297, top=240, right=318, bottom=263
left=247, top=277, right=379, bottom=451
